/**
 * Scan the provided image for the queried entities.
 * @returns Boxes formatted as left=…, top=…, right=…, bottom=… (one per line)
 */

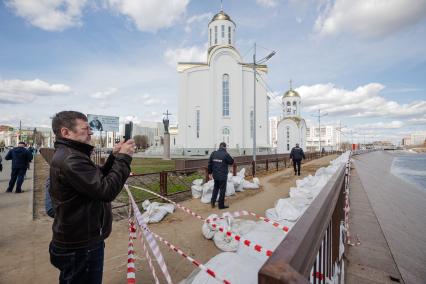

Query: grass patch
left=130, top=158, right=175, bottom=174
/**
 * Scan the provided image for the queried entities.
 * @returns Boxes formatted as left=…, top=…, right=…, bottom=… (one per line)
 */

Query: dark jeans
left=293, top=159, right=302, bottom=174
left=212, top=179, right=227, bottom=208
left=49, top=241, right=104, bottom=284
left=7, top=168, right=27, bottom=192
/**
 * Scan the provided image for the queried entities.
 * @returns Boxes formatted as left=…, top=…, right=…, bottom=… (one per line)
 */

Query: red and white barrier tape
left=140, top=223, right=231, bottom=284
left=125, top=185, right=173, bottom=284
left=127, top=184, right=276, bottom=257
left=127, top=219, right=136, bottom=284
left=136, top=222, right=160, bottom=284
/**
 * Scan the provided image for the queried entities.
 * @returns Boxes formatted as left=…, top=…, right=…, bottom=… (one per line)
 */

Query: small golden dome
left=210, top=11, right=235, bottom=25
left=284, top=89, right=300, bottom=98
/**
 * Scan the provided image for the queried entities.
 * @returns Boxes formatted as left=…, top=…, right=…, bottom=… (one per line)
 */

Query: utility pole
left=253, top=42, right=257, bottom=163
left=311, top=109, right=328, bottom=155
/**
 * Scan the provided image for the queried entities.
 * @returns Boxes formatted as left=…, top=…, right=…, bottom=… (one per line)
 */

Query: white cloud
left=164, top=45, right=207, bottom=67
left=314, top=0, right=426, bottom=39
left=185, top=12, right=212, bottom=33
left=5, top=0, right=87, bottom=31
left=256, top=0, right=278, bottom=7
left=90, top=88, right=118, bottom=99
left=297, top=83, right=426, bottom=119
left=108, top=0, right=189, bottom=32
left=0, top=79, right=71, bottom=104
left=354, top=121, right=404, bottom=129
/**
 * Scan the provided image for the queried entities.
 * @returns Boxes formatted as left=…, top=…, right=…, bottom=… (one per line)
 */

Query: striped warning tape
left=125, top=185, right=173, bottom=284
left=127, top=219, right=136, bottom=284
left=136, top=222, right=160, bottom=284
left=206, top=211, right=289, bottom=233
left=127, top=184, right=276, bottom=258
left=141, top=223, right=231, bottom=284
left=126, top=187, right=230, bottom=284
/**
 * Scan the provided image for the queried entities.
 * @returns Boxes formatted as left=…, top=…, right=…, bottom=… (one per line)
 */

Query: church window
left=286, top=101, right=291, bottom=106
left=307, top=128, right=311, bottom=137
left=228, top=26, right=231, bottom=44
left=209, top=28, right=212, bottom=46
left=250, top=110, right=254, bottom=138
left=287, top=144, right=290, bottom=151
left=222, top=74, right=230, bottom=116
left=286, top=127, right=290, bottom=139
left=196, top=110, right=200, bottom=138
left=221, top=25, right=225, bottom=38
left=173, top=138, right=176, bottom=145
left=222, top=127, right=230, bottom=144
left=214, top=26, right=218, bottom=44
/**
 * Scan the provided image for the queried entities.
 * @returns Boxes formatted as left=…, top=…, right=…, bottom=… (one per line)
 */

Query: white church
left=176, top=10, right=270, bottom=156
left=276, top=84, right=307, bottom=153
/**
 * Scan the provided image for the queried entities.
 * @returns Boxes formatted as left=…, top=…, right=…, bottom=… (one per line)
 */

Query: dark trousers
left=7, top=168, right=27, bottom=192
left=49, top=241, right=105, bottom=284
left=293, top=159, right=302, bottom=174
left=211, top=179, right=227, bottom=208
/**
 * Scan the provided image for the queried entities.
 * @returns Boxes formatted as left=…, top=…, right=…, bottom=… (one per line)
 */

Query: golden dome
left=284, top=89, right=300, bottom=98
left=210, top=10, right=235, bottom=25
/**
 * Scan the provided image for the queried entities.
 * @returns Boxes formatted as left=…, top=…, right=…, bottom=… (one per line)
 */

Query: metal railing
left=258, top=160, right=349, bottom=283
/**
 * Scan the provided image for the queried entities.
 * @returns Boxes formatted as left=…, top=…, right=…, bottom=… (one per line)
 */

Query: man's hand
left=113, top=140, right=125, bottom=155
left=208, top=174, right=213, bottom=180
left=119, top=139, right=136, bottom=156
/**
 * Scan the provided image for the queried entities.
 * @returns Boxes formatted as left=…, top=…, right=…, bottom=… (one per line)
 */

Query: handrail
left=259, top=164, right=346, bottom=283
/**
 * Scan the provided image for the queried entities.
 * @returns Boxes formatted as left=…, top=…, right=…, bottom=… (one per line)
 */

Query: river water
left=391, top=152, right=426, bottom=191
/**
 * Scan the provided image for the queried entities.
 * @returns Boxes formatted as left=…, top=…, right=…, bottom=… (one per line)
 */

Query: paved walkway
left=347, top=151, right=426, bottom=284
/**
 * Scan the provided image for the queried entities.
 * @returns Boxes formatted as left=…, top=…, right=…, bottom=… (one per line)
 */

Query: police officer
left=208, top=142, right=234, bottom=209
left=290, top=143, right=306, bottom=176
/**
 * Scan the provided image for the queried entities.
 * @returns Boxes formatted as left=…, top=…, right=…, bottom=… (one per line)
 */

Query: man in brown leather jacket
left=48, top=111, right=135, bottom=284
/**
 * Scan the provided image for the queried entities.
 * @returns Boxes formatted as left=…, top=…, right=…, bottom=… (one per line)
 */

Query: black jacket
left=290, top=146, right=305, bottom=161
left=5, top=147, right=33, bottom=169
left=50, top=138, right=131, bottom=248
left=208, top=148, right=234, bottom=181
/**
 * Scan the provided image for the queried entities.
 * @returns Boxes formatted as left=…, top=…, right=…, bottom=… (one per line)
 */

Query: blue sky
left=1, top=0, right=425, bottom=144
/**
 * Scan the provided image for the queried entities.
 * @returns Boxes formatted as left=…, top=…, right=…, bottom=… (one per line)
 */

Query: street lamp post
left=252, top=43, right=276, bottom=169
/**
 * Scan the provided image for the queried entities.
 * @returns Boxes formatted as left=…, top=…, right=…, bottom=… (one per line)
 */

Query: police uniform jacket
left=208, top=148, right=234, bottom=181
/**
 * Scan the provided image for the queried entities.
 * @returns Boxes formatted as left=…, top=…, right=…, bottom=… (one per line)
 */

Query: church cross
left=220, top=0, right=223, bottom=10
left=163, top=110, right=172, bottom=120
left=289, top=79, right=293, bottom=90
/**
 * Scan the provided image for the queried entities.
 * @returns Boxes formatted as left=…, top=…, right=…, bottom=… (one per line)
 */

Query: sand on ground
left=0, top=154, right=336, bottom=284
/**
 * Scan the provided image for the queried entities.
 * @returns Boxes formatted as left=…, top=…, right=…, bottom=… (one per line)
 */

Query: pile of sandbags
left=192, top=169, right=261, bottom=202
left=140, top=200, right=175, bottom=223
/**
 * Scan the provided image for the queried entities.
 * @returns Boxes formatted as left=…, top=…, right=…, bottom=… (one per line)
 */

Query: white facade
left=410, top=131, right=426, bottom=145
left=276, top=88, right=307, bottom=153
left=177, top=10, right=270, bottom=156
left=269, top=117, right=278, bottom=148
left=306, top=125, right=342, bottom=151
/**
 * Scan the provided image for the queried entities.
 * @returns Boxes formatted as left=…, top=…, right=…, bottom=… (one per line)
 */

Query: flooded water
left=391, top=152, right=426, bottom=191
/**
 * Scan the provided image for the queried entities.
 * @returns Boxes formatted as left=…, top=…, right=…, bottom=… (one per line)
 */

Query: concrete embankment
left=347, top=151, right=426, bottom=284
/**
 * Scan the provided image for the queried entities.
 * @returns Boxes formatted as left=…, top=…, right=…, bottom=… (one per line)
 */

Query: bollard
left=266, top=159, right=269, bottom=172
left=276, top=158, right=279, bottom=171
left=233, top=163, right=237, bottom=176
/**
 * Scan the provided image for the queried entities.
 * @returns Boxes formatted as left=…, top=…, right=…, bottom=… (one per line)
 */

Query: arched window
left=221, top=25, right=225, bottom=38
left=209, top=28, right=212, bottom=46
left=286, top=101, right=291, bottom=106
left=196, top=110, right=200, bottom=138
left=228, top=26, right=231, bottom=44
left=222, top=74, right=230, bottom=116
left=214, top=26, right=218, bottom=44
left=222, top=127, right=230, bottom=144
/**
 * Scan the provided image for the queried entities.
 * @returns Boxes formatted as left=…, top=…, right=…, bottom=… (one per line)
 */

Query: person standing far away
left=208, top=142, right=234, bottom=209
left=5, top=141, right=33, bottom=193
left=48, top=111, right=135, bottom=284
left=290, top=143, right=306, bottom=176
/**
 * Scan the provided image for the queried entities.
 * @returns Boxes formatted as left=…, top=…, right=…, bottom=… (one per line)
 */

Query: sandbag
left=242, top=180, right=259, bottom=189
left=226, top=180, right=236, bottom=196
left=188, top=252, right=262, bottom=284
left=140, top=200, right=175, bottom=223
left=274, top=198, right=301, bottom=221
left=192, top=179, right=203, bottom=186
left=202, top=214, right=219, bottom=239
left=191, top=185, right=203, bottom=198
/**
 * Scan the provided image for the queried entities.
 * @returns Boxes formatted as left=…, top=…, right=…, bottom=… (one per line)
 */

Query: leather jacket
left=50, top=138, right=131, bottom=248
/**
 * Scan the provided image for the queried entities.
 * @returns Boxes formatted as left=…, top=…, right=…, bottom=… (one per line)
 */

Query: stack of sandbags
left=140, top=200, right=175, bottom=223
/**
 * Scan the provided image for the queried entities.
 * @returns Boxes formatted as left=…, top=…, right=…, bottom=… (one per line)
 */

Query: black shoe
left=298, top=173, right=301, bottom=176
left=294, top=172, right=297, bottom=175
left=6, top=190, right=12, bottom=193
left=15, top=190, right=24, bottom=193
left=211, top=202, right=215, bottom=208
left=219, top=205, right=229, bottom=210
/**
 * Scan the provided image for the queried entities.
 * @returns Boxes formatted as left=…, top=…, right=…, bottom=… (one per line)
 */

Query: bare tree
left=134, top=135, right=149, bottom=149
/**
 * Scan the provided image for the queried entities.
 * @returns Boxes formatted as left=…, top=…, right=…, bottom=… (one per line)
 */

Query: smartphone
left=124, top=122, right=133, bottom=141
